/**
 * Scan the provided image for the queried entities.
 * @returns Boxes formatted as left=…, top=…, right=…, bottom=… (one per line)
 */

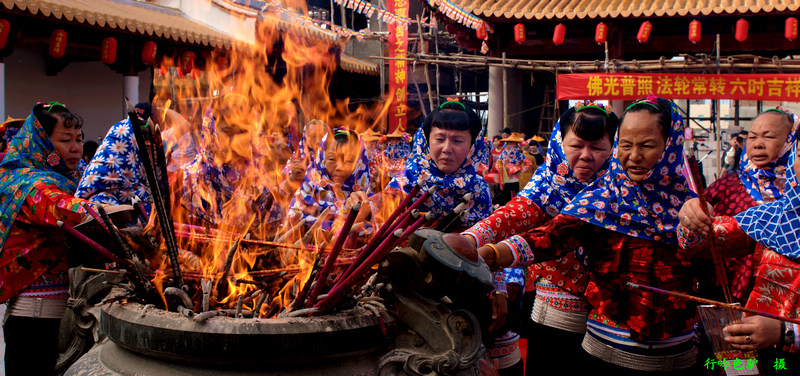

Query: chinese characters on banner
left=387, top=0, right=409, bottom=132
left=557, top=73, right=800, bottom=101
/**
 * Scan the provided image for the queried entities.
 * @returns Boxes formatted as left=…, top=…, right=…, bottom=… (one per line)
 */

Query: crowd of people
left=0, top=94, right=798, bottom=376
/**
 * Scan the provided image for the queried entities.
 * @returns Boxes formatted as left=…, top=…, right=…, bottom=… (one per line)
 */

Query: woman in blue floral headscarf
left=677, top=139, right=800, bottom=362
left=680, top=108, right=799, bottom=302
left=479, top=96, right=701, bottom=373
left=76, top=118, right=151, bottom=212
left=494, top=132, right=533, bottom=206
left=460, top=103, right=617, bottom=376
left=0, top=102, right=97, bottom=375
left=288, top=128, right=375, bottom=232
left=385, top=100, right=492, bottom=228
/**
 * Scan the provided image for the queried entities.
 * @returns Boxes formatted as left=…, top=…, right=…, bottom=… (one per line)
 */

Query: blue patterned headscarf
left=383, top=135, right=411, bottom=160
left=737, top=110, right=799, bottom=204
left=562, top=97, right=696, bottom=245
left=76, top=119, right=151, bottom=212
left=281, top=120, right=330, bottom=176
left=518, top=108, right=611, bottom=217
left=182, top=109, right=246, bottom=223
left=289, top=130, right=371, bottom=228
left=0, top=106, right=81, bottom=248
left=388, top=126, right=492, bottom=227
left=498, top=142, right=526, bottom=166
left=736, top=139, right=800, bottom=259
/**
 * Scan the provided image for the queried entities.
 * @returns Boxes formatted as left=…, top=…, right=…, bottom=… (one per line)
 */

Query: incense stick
left=627, top=282, right=800, bottom=325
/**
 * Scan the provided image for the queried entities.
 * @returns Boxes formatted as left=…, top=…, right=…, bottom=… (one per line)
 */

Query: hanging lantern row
left=533, top=17, right=798, bottom=46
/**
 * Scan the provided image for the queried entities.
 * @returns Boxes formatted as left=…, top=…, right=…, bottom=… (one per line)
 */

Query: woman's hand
left=488, top=292, right=508, bottom=333
left=723, top=315, right=782, bottom=351
left=346, top=191, right=371, bottom=223
left=477, top=243, right=514, bottom=269
left=678, top=198, right=714, bottom=236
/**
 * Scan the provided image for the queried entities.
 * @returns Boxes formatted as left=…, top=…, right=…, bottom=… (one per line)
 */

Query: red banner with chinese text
left=557, top=73, right=800, bottom=101
left=387, top=0, right=408, bottom=132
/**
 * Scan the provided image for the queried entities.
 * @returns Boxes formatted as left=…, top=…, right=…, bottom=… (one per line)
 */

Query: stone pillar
left=487, top=66, right=503, bottom=137
left=123, top=75, right=139, bottom=114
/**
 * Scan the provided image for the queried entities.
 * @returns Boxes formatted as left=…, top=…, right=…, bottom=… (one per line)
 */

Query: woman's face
left=562, top=129, right=613, bottom=182
left=325, top=140, right=360, bottom=185
left=49, top=117, right=83, bottom=171
left=794, top=142, right=800, bottom=181
left=618, top=111, right=667, bottom=182
left=746, top=113, right=792, bottom=168
left=429, top=127, right=472, bottom=174
left=306, top=123, right=328, bottom=152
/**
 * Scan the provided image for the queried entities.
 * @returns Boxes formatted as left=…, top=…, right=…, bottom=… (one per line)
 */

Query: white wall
left=4, top=46, right=151, bottom=143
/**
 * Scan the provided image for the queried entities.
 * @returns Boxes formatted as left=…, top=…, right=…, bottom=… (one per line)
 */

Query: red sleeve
left=501, top=214, right=586, bottom=268
left=463, top=195, right=548, bottom=247
left=16, top=181, right=90, bottom=228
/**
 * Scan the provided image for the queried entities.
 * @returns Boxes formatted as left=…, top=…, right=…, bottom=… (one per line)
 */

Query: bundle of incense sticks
left=697, top=305, right=759, bottom=373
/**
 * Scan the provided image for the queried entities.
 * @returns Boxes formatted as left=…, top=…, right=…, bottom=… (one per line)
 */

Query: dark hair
left=33, top=102, right=83, bottom=136
left=422, top=101, right=482, bottom=144
left=83, top=140, right=99, bottom=160
left=559, top=106, right=619, bottom=142
left=330, top=127, right=360, bottom=150
left=619, top=97, right=672, bottom=139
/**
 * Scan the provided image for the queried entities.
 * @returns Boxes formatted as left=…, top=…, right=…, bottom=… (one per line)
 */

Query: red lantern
left=49, top=29, right=67, bottom=58
left=735, top=19, right=748, bottom=42
left=141, top=41, right=157, bottom=65
left=688, top=20, right=701, bottom=44
left=787, top=17, right=798, bottom=41
left=595, top=22, right=607, bottom=44
left=180, top=51, right=195, bottom=74
left=101, top=37, right=117, bottom=64
left=216, top=56, right=228, bottom=71
left=637, top=21, right=652, bottom=43
left=476, top=23, right=487, bottom=40
left=0, top=20, right=10, bottom=50
left=514, top=23, right=526, bottom=44
left=553, top=23, right=566, bottom=46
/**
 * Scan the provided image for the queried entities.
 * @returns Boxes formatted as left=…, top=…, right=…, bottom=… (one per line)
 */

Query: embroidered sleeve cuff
left=462, top=221, right=496, bottom=248
left=493, top=270, right=507, bottom=294
left=676, top=224, right=707, bottom=250
left=501, top=235, right=534, bottom=268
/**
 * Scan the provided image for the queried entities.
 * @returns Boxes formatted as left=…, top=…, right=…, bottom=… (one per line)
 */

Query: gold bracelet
left=486, top=243, right=501, bottom=263
left=491, top=290, right=508, bottom=298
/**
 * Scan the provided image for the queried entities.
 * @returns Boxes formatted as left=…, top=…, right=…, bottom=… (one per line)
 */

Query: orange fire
left=145, top=9, right=397, bottom=318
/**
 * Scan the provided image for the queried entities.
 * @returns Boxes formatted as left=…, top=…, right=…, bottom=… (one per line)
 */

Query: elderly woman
left=680, top=108, right=799, bottom=302
left=480, top=96, right=699, bottom=374
left=493, top=132, right=533, bottom=206
left=384, top=100, right=492, bottom=229
left=461, top=102, right=618, bottom=375
left=678, top=116, right=800, bottom=374
left=288, top=128, right=375, bottom=234
left=0, top=102, right=98, bottom=375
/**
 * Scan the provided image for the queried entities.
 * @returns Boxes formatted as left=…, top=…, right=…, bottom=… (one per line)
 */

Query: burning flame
left=144, top=6, right=398, bottom=318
